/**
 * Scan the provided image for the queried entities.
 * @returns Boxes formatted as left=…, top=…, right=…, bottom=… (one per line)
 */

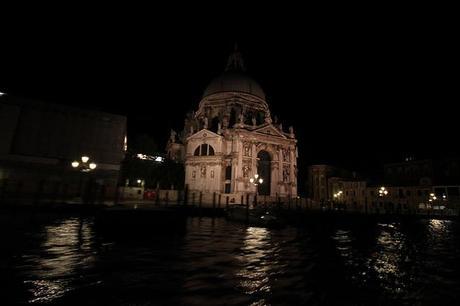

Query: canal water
left=1, top=214, right=459, bottom=305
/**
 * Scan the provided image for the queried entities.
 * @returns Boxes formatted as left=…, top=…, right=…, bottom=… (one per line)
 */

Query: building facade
left=309, top=160, right=460, bottom=214
left=0, top=95, right=127, bottom=204
left=168, top=49, right=298, bottom=203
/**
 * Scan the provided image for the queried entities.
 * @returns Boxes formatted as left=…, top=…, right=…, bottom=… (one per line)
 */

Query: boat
left=225, top=204, right=284, bottom=228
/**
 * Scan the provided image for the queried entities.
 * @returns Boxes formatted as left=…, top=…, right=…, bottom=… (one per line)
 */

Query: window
left=448, top=187, right=459, bottom=196
left=225, top=166, right=232, bottom=180
left=193, top=144, right=215, bottom=156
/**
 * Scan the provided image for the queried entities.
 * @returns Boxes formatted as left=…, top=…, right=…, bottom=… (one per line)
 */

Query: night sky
left=1, top=9, right=457, bottom=181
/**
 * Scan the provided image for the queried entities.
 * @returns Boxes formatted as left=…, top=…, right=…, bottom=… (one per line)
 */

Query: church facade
left=167, top=48, right=298, bottom=203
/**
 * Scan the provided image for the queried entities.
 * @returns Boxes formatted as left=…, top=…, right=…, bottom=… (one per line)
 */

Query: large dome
left=203, top=71, right=266, bottom=100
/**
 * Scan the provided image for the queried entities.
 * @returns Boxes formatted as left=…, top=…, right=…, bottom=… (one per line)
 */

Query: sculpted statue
left=265, top=114, right=272, bottom=123
left=238, top=112, right=244, bottom=124
left=244, top=145, right=251, bottom=156
left=170, top=129, right=176, bottom=143
left=222, top=116, right=229, bottom=128
left=252, top=116, right=256, bottom=127
left=200, top=166, right=206, bottom=178
left=243, top=165, right=250, bottom=177
left=283, top=167, right=290, bottom=182
left=203, top=117, right=208, bottom=129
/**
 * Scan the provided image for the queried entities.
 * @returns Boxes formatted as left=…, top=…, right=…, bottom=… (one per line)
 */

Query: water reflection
left=3, top=216, right=459, bottom=305
left=428, top=219, right=449, bottom=239
left=366, top=223, right=411, bottom=295
left=23, top=218, right=96, bottom=303
left=236, top=227, right=276, bottom=301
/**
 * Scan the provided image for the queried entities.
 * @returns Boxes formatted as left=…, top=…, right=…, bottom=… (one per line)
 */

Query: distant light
left=89, top=163, right=97, bottom=170
left=136, top=153, right=164, bottom=162
left=250, top=178, right=254, bottom=183
left=0, top=92, right=5, bottom=96
left=123, top=135, right=128, bottom=152
left=137, top=179, right=142, bottom=184
left=71, top=161, right=79, bottom=168
left=81, top=156, right=89, bottom=163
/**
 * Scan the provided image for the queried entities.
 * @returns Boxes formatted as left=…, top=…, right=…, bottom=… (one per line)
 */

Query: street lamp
left=378, top=186, right=389, bottom=213
left=71, top=156, right=97, bottom=203
left=428, top=192, right=437, bottom=210
left=249, top=174, right=263, bottom=207
left=71, top=155, right=97, bottom=172
left=249, top=173, right=263, bottom=186
left=333, top=190, right=343, bottom=209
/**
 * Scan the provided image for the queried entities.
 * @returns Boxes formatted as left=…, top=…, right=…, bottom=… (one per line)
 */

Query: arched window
left=193, top=144, right=215, bottom=156
left=200, top=144, right=207, bottom=155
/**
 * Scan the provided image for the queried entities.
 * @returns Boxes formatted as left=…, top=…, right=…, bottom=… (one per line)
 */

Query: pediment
left=187, top=129, right=222, bottom=141
left=253, top=124, right=287, bottom=138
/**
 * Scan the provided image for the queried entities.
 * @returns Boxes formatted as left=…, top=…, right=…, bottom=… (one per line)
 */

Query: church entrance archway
left=257, top=150, right=271, bottom=196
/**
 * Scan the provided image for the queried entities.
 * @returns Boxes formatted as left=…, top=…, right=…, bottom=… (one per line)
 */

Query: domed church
left=167, top=47, right=298, bottom=203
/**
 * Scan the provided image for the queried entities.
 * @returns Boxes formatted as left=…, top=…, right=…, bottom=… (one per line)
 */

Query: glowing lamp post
left=249, top=174, right=263, bottom=206
left=71, top=156, right=97, bottom=203
left=71, top=156, right=97, bottom=172
left=428, top=192, right=437, bottom=210
left=249, top=173, right=263, bottom=186
left=378, top=186, right=389, bottom=213
left=333, top=190, right=343, bottom=209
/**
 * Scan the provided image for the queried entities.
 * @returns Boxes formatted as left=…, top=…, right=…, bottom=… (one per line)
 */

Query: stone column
left=290, top=147, right=297, bottom=196
left=271, top=161, right=279, bottom=197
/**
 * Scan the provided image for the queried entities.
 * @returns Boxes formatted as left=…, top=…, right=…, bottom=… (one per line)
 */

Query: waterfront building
left=0, top=94, right=127, bottom=204
left=167, top=48, right=298, bottom=204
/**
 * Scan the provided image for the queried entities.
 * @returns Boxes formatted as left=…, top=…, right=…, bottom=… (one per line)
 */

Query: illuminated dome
left=203, top=71, right=266, bottom=100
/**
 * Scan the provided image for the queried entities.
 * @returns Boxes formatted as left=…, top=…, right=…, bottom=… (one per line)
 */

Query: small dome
left=203, top=71, right=266, bottom=100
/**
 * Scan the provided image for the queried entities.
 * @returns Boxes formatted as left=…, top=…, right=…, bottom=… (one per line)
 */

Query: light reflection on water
left=21, top=218, right=97, bottom=303
left=367, top=223, right=409, bottom=294
left=1, top=216, right=459, bottom=305
left=237, top=227, right=273, bottom=295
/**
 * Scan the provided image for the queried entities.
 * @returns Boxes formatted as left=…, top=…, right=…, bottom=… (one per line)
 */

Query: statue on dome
left=170, top=129, right=177, bottom=143
left=238, top=113, right=244, bottom=124
left=203, top=117, right=208, bottom=129
left=264, top=113, right=272, bottom=124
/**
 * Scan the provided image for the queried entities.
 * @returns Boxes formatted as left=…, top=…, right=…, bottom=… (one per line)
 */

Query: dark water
left=1, top=214, right=459, bottom=305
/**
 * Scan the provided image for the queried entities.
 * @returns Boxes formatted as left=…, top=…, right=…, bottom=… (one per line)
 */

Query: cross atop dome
left=225, top=43, right=246, bottom=72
